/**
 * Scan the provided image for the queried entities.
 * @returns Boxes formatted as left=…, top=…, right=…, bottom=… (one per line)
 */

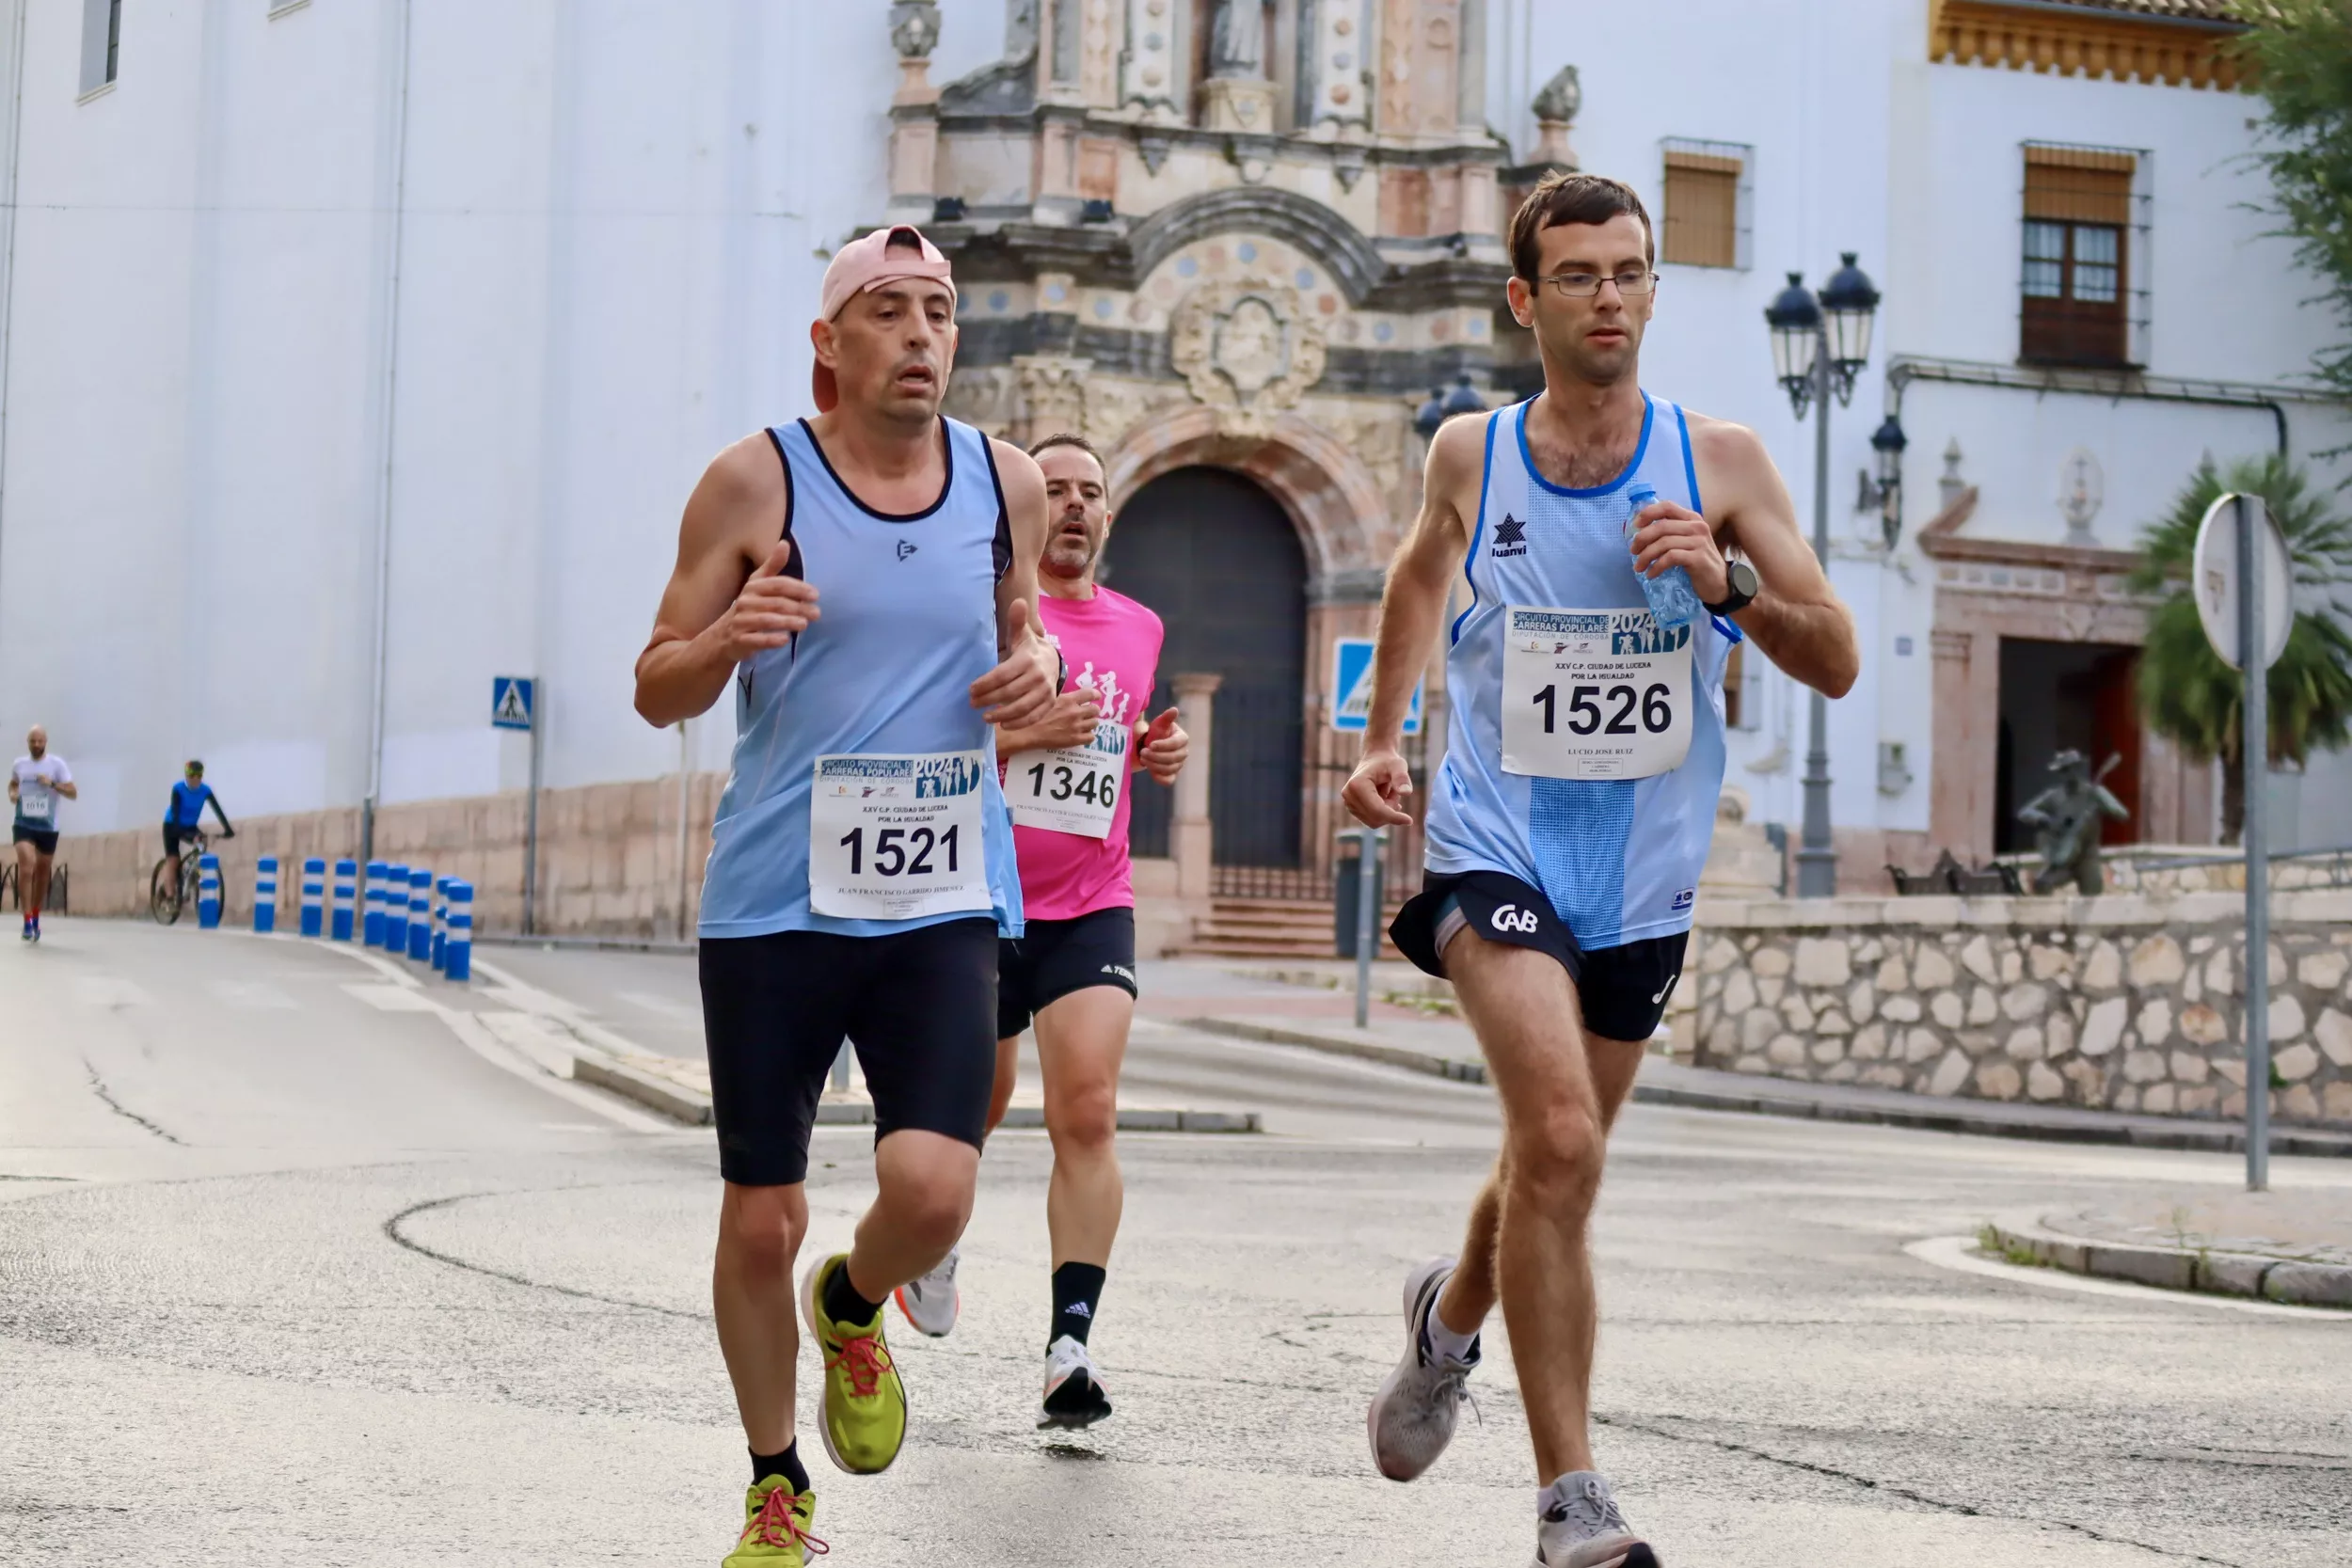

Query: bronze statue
left=2017, top=749, right=2129, bottom=895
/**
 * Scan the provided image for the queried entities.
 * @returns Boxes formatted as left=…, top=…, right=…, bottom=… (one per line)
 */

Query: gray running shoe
left=893, top=1244, right=959, bottom=1338
left=1366, top=1256, right=1479, bottom=1481
left=1533, top=1472, right=1658, bottom=1568
left=1040, top=1334, right=1113, bottom=1429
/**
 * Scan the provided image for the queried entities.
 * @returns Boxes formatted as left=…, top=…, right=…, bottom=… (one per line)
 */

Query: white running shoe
left=893, top=1245, right=960, bottom=1338
left=1039, top=1333, right=1113, bottom=1429
left=1533, top=1472, right=1658, bottom=1568
left=1367, top=1255, right=1480, bottom=1481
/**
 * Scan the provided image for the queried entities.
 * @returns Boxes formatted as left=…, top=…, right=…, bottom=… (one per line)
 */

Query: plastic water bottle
left=1622, top=482, right=1704, bottom=630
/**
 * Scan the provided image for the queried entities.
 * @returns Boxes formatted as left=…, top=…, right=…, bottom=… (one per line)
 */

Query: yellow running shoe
left=799, top=1253, right=908, bottom=1474
left=722, top=1478, right=825, bottom=1565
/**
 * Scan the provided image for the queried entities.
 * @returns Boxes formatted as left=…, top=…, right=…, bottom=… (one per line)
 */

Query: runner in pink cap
left=811, top=225, right=957, bottom=413
left=634, top=217, right=1056, bottom=1565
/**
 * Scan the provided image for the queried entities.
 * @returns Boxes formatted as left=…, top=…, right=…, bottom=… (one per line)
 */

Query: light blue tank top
left=698, top=416, right=1024, bottom=940
left=1423, top=393, right=1730, bottom=950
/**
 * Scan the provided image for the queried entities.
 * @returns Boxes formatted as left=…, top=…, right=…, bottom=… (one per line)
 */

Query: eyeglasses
left=1536, top=268, right=1658, bottom=299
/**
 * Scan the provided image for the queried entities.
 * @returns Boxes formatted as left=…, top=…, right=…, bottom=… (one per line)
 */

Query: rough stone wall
left=1691, top=891, right=2352, bottom=1129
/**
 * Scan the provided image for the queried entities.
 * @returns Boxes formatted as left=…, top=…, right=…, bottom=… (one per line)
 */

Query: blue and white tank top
left=698, top=416, right=1024, bottom=940
left=1423, top=393, right=1730, bottom=949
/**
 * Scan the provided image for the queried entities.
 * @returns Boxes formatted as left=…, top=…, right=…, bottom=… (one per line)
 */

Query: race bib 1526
left=1500, top=608, right=1694, bottom=782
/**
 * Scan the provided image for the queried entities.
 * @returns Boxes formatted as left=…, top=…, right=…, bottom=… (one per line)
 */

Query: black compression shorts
left=1391, top=869, right=1689, bottom=1043
left=996, top=905, right=1137, bottom=1039
left=699, top=917, right=998, bottom=1186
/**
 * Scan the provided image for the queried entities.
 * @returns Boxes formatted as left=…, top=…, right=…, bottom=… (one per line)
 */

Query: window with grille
left=2020, top=146, right=2137, bottom=368
left=1722, top=641, right=1746, bottom=729
left=1660, top=142, right=1750, bottom=269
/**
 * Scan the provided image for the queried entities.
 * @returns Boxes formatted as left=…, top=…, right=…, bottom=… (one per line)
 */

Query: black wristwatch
left=1706, top=558, right=1759, bottom=616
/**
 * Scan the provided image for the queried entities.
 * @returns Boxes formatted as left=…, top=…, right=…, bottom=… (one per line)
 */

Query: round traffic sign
left=2191, top=492, right=2292, bottom=673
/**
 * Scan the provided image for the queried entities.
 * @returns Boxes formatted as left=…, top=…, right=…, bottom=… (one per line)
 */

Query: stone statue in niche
left=1210, top=0, right=1265, bottom=77
left=2017, top=749, right=2130, bottom=895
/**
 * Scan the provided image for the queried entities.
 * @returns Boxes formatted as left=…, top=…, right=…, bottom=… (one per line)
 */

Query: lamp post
left=1765, top=253, right=1880, bottom=898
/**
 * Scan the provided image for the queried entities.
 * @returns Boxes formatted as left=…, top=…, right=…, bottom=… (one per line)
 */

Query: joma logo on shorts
left=1489, top=903, right=1539, bottom=935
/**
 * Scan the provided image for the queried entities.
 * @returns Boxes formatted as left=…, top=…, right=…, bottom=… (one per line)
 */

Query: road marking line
left=342, top=982, right=437, bottom=1012
left=206, top=979, right=298, bottom=1010
left=1904, top=1235, right=2352, bottom=1321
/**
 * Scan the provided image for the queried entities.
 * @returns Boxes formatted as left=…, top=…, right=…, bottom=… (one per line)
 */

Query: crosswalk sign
left=1331, top=638, right=1422, bottom=735
left=492, top=676, right=535, bottom=732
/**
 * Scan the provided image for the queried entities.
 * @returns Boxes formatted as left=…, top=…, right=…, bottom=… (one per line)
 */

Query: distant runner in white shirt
left=10, top=725, right=77, bottom=942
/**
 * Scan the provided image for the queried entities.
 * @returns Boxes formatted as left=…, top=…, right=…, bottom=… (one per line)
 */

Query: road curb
left=571, top=1055, right=713, bottom=1125
left=1184, top=1012, right=2352, bottom=1158
left=1181, top=1015, right=1490, bottom=1083
left=1983, top=1213, right=2352, bottom=1307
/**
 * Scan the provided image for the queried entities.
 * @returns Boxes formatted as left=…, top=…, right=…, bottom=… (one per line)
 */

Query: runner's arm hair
left=991, top=439, right=1052, bottom=664
left=1692, top=417, right=1860, bottom=699
left=1365, top=415, right=1480, bottom=751
left=634, top=435, right=787, bottom=725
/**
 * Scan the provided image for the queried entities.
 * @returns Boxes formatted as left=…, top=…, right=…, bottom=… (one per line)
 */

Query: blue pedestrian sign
left=491, top=676, right=535, bottom=732
left=1331, top=637, right=1422, bottom=735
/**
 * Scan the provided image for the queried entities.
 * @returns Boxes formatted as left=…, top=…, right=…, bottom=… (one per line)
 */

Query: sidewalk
left=1987, top=1190, right=2352, bottom=1307
left=1166, top=972, right=2352, bottom=1161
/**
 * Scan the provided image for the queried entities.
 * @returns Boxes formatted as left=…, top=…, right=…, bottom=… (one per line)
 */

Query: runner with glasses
left=1343, top=172, right=1859, bottom=1568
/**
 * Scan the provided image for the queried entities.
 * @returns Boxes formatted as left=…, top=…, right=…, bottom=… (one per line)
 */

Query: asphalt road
left=4, top=920, right=2347, bottom=1566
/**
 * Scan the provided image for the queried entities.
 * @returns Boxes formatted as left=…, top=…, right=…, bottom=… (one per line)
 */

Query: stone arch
left=1126, top=188, right=1387, bottom=305
left=1100, top=404, right=1391, bottom=594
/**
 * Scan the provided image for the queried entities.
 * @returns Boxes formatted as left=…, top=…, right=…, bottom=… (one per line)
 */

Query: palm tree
left=2129, top=453, right=2352, bottom=843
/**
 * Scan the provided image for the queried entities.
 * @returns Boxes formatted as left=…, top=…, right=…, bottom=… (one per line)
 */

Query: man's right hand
left=703, top=539, right=819, bottom=665
left=1343, top=745, right=1415, bottom=828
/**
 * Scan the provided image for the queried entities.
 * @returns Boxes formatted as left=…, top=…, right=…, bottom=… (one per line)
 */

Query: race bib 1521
left=1500, top=607, right=1694, bottom=781
left=807, top=752, right=993, bottom=920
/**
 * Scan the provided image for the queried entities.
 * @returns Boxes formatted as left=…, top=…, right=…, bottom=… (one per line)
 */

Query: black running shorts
left=997, top=905, right=1137, bottom=1039
left=1390, top=869, right=1689, bottom=1043
left=12, top=823, right=57, bottom=856
left=699, top=917, right=998, bottom=1186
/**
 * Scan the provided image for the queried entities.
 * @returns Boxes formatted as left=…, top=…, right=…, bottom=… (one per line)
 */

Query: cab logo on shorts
left=1491, top=513, right=1527, bottom=558
left=1489, top=903, right=1539, bottom=935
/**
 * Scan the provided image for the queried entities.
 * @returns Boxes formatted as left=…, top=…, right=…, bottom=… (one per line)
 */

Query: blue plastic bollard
left=407, top=868, right=432, bottom=961
left=300, top=858, right=326, bottom=938
left=363, top=860, right=388, bottom=946
left=253, top=857, right=278, bottom=934
left=333, top=859, right=358, bottom=942
left=431, top=877, right=450, bottom=972
left=197, top=853, right=222, bottom=929
left=383, top=863, right=410, bottom=953
left=443, top=881, right=472, bottom=982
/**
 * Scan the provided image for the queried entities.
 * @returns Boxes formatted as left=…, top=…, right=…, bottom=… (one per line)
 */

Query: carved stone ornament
left=1169, top=276, right=1329, bottom=436
left=889, top=0, right=942, bottom=59
left=1532, top=63, right=1581, bottom=123
left=1015, top=355, right=1090, bottom=442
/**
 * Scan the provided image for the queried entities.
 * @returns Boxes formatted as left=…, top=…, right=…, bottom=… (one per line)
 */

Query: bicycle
left=150, top=826, right=231, bottom=925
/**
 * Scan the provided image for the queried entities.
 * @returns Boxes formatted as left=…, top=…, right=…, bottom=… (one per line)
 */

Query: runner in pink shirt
left=888, top=433, right=1187, bottom=1433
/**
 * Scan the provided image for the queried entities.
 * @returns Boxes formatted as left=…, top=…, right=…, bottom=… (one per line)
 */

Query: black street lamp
left=1762, top=254, right=1881, bottom=898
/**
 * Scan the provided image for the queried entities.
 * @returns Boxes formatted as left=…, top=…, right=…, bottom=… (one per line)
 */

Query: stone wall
left=1691, top=890, right=2352, bottom=1129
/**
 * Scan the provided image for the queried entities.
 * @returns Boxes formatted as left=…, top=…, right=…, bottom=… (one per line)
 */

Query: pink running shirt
left=1011, top=587, right=1166, bottom=921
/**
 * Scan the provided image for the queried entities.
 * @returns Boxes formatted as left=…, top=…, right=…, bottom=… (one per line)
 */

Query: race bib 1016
left=1500, top=608, right=1694, bottom=781
left=1005, top=721, right=1128, bottom=839
left=807, top=752, right=993, bottom=920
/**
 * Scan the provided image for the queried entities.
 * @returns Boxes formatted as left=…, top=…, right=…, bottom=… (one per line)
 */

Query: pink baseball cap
left=812, top=224, right=957, bottom=412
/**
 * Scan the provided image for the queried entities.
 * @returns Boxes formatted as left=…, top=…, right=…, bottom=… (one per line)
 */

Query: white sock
left=1422, top=1282, right=1483, bottom=1365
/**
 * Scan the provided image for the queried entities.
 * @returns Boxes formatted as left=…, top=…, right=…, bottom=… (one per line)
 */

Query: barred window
left=2020, top=146, right=2137, bottom=368
left=1723, top=641, right=1746, bottom=729
left=1660, top=141, right=1752, bottom=270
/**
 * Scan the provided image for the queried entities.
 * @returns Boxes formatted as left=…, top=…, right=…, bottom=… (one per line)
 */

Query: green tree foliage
left=2232, top=1, right=2352, bottom=401
left=2130, top=453, right=2352, bottom=841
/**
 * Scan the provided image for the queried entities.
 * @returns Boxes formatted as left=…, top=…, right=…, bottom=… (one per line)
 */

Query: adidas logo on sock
left=1066, top=1302, right=1090, bottom=1317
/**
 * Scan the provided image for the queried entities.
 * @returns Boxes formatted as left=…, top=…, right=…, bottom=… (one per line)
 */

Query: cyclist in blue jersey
left=164, top=760, right=234, bottom=893
left=1344, top=173, right=1860, bottom=1568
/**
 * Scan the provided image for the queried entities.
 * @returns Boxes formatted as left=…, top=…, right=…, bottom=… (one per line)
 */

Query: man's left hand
left=1629, top=501, right=1731, bottom=605
left=1137, top=709, right=1187, bottom=785
left=971, top=599, right=1059, bottom=727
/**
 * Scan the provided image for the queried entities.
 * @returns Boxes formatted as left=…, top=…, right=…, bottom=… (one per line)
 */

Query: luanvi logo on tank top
left=1491, top=513, right=1527, bottom=558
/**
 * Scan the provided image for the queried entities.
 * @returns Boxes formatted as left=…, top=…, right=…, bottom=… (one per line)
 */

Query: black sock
left=821, top=1258, right=882, bottom=1327
left=1050, top=1261, right=1106, bottom=1349
left=750, top=1442, right=809, bottom=1494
